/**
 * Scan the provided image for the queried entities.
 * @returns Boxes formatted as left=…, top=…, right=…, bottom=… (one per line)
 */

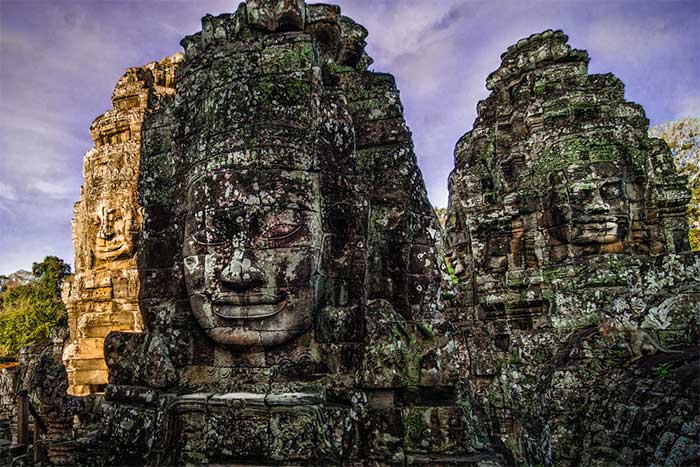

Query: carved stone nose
left=220, top=256, right=265, bottom=290
left=585, top=191, right=610, bottom=215
left=97, top=223, right=114, bottom=240
left=97, top=206, right=114, bottom=240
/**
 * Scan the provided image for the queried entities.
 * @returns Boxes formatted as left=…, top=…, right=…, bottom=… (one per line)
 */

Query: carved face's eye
left=572, top=186, right=593, bottom=199
left=265, top=223, right=302, bottom=248
left=192, top=226, right=227, bottom=246
left=191, top=209, right=259, bottom=247
left=191, top=211, right=228, bottom=246
left=211, top=209, right=243, bottom=236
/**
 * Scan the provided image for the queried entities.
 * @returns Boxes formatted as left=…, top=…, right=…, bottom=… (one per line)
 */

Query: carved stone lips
left=213, top=292, right=287, bottom=319
left=96, top=243, right=125, bottom=252
left=95, top=239, right=128, bottom=256
left=573, top=217, right=624, bottom=244
left=577, top=221, right=618, bottom=231
left=574, top=216, right=625, bottom=234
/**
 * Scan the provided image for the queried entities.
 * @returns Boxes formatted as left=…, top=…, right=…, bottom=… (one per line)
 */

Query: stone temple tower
left=445, top=30, right=698, bottom=466
left=62, top=54, right=182, bottom=396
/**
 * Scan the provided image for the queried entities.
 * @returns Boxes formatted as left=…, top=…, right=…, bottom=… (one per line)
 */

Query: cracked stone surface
left=56, top=11, right=700, bottom=467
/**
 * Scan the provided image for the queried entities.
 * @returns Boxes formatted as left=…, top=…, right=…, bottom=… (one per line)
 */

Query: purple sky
left=1, top=0, right=698, bottom=275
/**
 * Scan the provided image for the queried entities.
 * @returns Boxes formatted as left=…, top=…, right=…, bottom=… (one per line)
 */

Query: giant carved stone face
left=182, top=169, right=322, bottom=349
left=545, top=163, right=639, bottom=254
left=92, top=200, right=135, bottom=264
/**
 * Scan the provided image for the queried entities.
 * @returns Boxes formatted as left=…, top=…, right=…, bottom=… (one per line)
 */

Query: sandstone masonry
left=62, top=54, right=182, bottom=395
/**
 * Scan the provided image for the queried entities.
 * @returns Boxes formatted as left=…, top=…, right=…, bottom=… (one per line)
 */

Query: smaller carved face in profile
left=92, top=202, right=135, bottom=263
left=546, top=163, right=633, bottom=252
left=182, top=169, right=322, bottom=349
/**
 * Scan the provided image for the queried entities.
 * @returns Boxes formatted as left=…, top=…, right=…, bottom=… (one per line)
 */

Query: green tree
left=31, top=256, right=71, bottom=295
left=0, top=256, right=71, bottom=358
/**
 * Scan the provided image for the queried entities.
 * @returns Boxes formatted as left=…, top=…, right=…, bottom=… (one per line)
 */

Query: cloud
left=0, top=236, right=74, bottom=276
left=0, top=183, right=17, bottom=202
left=31, top=180, right=76, bottom=200
left=675, top=94, right=700, bottom=119
left=328, top=1, right=520, bottom=208
left=0, top=105, right=86, bottom=147
left=348, top=0, right=467, bottom=62
left=1, top=0, right=697, bottom=273
left=586, top=16, right=680, bottom=68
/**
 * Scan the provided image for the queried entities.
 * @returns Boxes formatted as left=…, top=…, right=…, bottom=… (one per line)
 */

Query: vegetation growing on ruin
left=0, top=256, right=70, bottom=357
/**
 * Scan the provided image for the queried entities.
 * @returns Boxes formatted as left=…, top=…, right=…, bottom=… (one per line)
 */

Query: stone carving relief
left=445, top=30, right=698, bottom=465
left=49, top=5, right=699, bottom=466
left=92, top=199, right=136, bottom=264
left=93, top=2, right=506, bottom=465
left=182, top=169, right=323, bottom=347
left=62, top=54, right=182, bottom=395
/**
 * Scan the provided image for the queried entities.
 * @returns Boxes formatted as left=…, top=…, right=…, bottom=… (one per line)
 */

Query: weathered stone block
left=269, top=406, right=320, bottom=461
left=104, top=332, right=177, bottom=389
left=63, top=54, right=182, bottom=395
left=446, top=28, right=697, bottom=465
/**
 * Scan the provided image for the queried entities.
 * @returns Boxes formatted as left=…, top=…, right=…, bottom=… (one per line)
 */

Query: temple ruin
left=87, top=2, right=503, bottom=465
left=1, top=3, right=694, bottom=467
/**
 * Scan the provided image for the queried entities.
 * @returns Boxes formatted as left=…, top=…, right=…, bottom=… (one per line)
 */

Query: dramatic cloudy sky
left=0, top=0, right=698, bottom=274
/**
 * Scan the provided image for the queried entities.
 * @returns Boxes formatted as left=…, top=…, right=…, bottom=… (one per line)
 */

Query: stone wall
left=0, top=361, right=18, bottom=443
left=62, top=54, right=182, bottom=396
left=0, top=345, right=57, bottom=446
left=0, top=336, right=73, bottom=455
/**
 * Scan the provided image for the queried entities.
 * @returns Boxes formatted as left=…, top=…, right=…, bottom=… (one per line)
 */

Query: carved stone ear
left=246, top=0, right=306, bottom=32
left=305, top=4, right=341, bottom=65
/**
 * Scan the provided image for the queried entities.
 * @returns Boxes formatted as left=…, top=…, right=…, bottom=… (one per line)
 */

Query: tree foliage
left=0, top=256, right=71, bottom=358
